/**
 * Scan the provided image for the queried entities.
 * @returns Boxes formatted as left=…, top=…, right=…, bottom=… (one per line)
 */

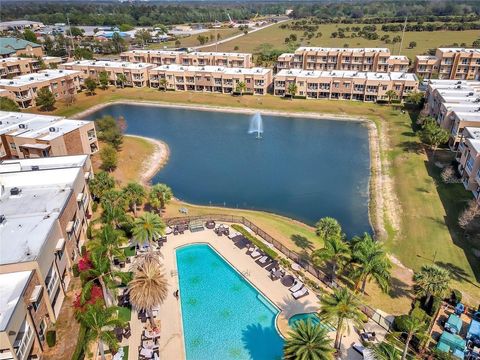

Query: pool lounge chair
left=250, top=249, right=262, bottom=258
left=289, top=280, right=304, bottom=293
left=257, top=256, right=272, bottom=266
left=292, top=287, right=309, bottom=299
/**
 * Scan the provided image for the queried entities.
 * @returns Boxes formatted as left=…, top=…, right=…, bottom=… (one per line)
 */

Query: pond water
left=85, top=104, right=371, bottom=237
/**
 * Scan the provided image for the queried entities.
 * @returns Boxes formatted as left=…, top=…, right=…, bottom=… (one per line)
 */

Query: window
left=30, top=285, right=43, bottom=311
left=38, top=320, right=47, bottom=343
left=10, top=142, right=16, bottom=150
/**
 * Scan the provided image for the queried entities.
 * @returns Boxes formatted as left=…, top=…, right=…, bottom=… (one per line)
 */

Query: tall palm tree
left=287, top=82, right=298, bottom=99
left=312, top=234, right=350, bottom=282
left=148, top=183, right=173, bottom=213
left=236, top=81, right=246, bottom=95
left=100, top=189, right=129, bottom=228
left=385, top=90, right=398, bottom=104
left=116, top=73, right=127, bottom=88
left=413, top=264, right=451, bottom=307
left=283, top=319, right=334, bottom=360
left=351, top=233, right=392, bottom=294
left=88, top=224, right=127, bottom=262
left=132, top=212, right=165, bottom=249
left=159, top=78, right=168, bottom=91
left=368, top=341, right=402, bottom=360
left=122, top=182, right=146, bottom=217
left=77, top=304, right=124, bottom=360
left=128, top=255, right=168, bottom=327
left=315, top=217, right=342, bottom=241
left=319, top=288, right=364, bottom=350
left=88, top=171, right=115, bottom=200
left=396, top=315, right=427, bottom=360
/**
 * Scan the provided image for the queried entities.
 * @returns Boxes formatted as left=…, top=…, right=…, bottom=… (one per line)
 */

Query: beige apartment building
left=457, top=131, right=480, bottom=204
left=0, top=69, right=81, bottom=109
left=149, top=65, right=273, bottom=95
left=274, top=69, right=418, bottom=102
left=415, top=48, right=480, bottom=80
left=120, top=50, right=253, bottom=68
left=0, top=57, right=63, bottom=79
left=60, top=60, right=155, bottom=88
left=0, top=111, right=98, bottom=160
left=0, top=156, right=93, bottom=359
left=277, top=47, right=409, bottom=73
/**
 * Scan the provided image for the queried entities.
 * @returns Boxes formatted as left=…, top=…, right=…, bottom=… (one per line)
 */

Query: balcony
left=466, top=157, right=474, bottom=175
left=14, top=320, right=33, bottom=360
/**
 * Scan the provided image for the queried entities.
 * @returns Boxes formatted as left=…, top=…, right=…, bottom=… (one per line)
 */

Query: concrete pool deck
left=123, top=226, right=386, bottom=360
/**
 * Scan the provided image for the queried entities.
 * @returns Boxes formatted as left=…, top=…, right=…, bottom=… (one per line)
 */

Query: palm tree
left=116, top=73, right=127, bottom=88
left=89, top=171, right=115, bottom=200
left=100, top=189, right=129, bottom=228
left=413, top=264, right=451, bottom=307
left=396, top=315, right=427, bottom=360
left=368, top=342, right=402, bottom=360
left=132, top=212, right=165, bottom=249
left=319, top=288, right=364, bottom=350
left=77, top=304, right=124, bottom=360
left=283, top=319, right=334, bottom=360
left=315, top=217, right=342, bottom=241
left=311, top=234, right=350, bottom=282
left=88, top=224, right=126, bottom=262
left=159, top=78, right=168, bottom=91
left=287, top=82, right=298, bottom=99
left=122, top=182, right=146, bottom=217
left=148, top=183, right=173, bottom=213
left=236, top=81, right=246, bottom=95
left=351, top=233, right=392, bottom=294
left=128, top=255, right=168, bottom=327
left=385, top=90, right=397, bottom=104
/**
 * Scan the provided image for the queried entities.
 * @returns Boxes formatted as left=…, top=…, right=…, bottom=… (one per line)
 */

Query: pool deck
left=120, top=226, right=387, bottom=360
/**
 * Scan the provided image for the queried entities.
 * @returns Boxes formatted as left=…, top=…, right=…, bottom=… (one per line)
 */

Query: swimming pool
left=176, top=244, right=284, bottom=360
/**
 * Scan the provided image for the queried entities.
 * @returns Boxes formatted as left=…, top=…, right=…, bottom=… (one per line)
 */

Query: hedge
left=231, top=224, right=278, bottom=259
left=71, top=324, right=87, bottom=360
left=46, top=330, right=56, bottom=347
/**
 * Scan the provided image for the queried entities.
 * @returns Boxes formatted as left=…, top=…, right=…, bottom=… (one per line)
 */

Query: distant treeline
left=0, top=0, right=479, bottom=27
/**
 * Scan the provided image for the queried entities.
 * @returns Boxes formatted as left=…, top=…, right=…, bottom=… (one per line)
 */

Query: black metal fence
left=165, top=213, right=393, bottom=331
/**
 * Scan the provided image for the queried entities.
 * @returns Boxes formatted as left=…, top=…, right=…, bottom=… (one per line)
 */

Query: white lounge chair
left=258, top=256, right=269, bottom=264
left=289, top=280, right=304, bottom=293
left=250, top=249, right=261, bottom=258
left=292, top=287, right=309, bottom=299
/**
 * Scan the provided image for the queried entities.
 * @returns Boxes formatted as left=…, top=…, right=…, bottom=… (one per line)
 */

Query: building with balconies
left=0, top=57, right=63, bottom=79
left=457, top=136, right=480, bottom=203
left=0, top=111, right=98, bottom=160
left=414, top=48, right=480, bottom=80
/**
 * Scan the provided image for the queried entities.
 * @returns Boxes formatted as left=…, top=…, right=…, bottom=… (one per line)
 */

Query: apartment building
left=0, top=57, right=63, bottom=79
left=273, top=69, right=418, bottom=102
left=0, top=111, right=98, bottom=160
left=457, top=130, right=480, bottom=204
left=414, top=48, right=480, bottom=80
left=276, top=47, right=409, bottom=73
left=0, top=156, right=93, bottom=359
left=0, top=70, right=81, bottom=109
left=120, top=50, right=253, bottom=68
left=60, top=60, right=155, bottom=88
left=149, top=65, right=273, bottom=95
left=0, top=38, right=43, bottom=59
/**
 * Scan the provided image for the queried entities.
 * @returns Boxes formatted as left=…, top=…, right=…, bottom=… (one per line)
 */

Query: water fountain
left=248, top=112, right=263, bottom=139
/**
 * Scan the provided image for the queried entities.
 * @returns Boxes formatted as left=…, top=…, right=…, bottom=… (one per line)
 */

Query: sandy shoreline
left=75, top=99, right=385, bottom=238
left=126, top=135, right=170, bottom=186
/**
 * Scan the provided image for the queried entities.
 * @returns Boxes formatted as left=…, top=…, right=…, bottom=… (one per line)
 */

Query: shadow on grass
left=388, top=276, right=414, bottom=300
left=290, top=234, right=314, bottom=251
left=399, top=141, right=424, bottom=154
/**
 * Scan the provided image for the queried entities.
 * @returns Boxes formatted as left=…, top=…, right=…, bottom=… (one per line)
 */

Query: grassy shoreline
left=37, top=87, right=479, bottom=308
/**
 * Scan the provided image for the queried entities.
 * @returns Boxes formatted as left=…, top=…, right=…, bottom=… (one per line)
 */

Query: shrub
left=92, top=201, right=98, bottom=213
left=72, top=263, right=80, bottom=277
left=428, top=296, right=442, bottom=317
left=46, top=330, right=56, bottom=347
left=450, top=289, right=462, bottom=304
left=411, top=307, right=427, bottom=322
left=231, top=224, right=278, bottom=259
left=71, top=324, right=87, bottom=360
left=392, top=314, right=409, bottom=332
left=86, top=224, right=93, bottom=239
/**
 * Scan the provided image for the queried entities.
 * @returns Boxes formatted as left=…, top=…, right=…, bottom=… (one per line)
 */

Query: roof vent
left=49, top=127, right=58, bottom=132
left=0, top=215, right=5, bottom=225
left=10, top=187, right=21, bottom=196
left=31, top=165, right=39, bottom=171
left=19, top=123, right=27, bottom=129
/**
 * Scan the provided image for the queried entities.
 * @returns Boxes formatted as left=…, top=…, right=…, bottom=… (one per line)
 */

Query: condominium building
left=414, top=48, right=480, bottom=80
left=273, top=69, right=418, bottom=102
left=0, top=56, right=63, bottom=79
left=120, top=50, right=253, bottom=68
left=0, top=69, right=81, bottom=108
left=149, top=65, right=273, bottom=95
left=0, top=38, right=44, bottom=58
left=0, top=111, right=98, bottom=160
left=0, top=156, right=93, bottom=359
left=276, top=47, right=409, bottom=73
left=60, top=60, right=155, bottom=88
left=457, top=130, right=480, bottom=204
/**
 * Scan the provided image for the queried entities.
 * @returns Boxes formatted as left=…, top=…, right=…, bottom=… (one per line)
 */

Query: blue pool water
left=176, top=244, right=284, bottom=360
left=85, top=104, right=371, bottom=237
left=288, top=313, right=321, bottom=327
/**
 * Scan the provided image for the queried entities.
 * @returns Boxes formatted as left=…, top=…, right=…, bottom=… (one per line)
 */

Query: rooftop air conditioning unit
left=31, top=165, right=39, bottom=171
left=10, top=187, right=21, bottom=196
left=0, top=215, right=5, bottom=225
left=49, top=127, right=58, bottom=132
left=18, top=123, right=27, bottom=129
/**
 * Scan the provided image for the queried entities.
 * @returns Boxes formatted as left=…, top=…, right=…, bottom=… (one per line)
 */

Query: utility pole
left=66, top=13, right=76, bottom=59
left=215, top=21, right=218, bottom=52
left=398, top=16, right=407, bottom=55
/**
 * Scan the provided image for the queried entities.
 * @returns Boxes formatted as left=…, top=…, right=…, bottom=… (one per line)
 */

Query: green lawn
left=124, top=246, right=136, bottom=257
left=37, top=87, right=480, bottom=308
left=201, top=21, right=479, bottom=60
left=117, top=306, right=132, bottom=322
left=149, top=27, right=241, bottom=49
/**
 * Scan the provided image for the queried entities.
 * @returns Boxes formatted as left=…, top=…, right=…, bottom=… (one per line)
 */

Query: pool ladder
left=170, top=270, right=178, bottom=277
left=242, top=270, right=250, bottom=277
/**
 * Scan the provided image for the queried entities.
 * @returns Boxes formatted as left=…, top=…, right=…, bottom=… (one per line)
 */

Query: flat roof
left=0, top=167, right=80, bottom=265
left=62, top=60, right=154, bottom=70
left=438, top=48, right=480, bottom=54
left=0, top=271, right=32, bottom=331
left=123, top=50, right=250, bottom=57
left=464, top=127, right=480, bottom=140
left=453, top=111, right=480, bottom=122
left=152, top=64, right=270, bottom=75
left=0, top=155, right=89, bottom=173
left=0, top=57, right=36, bottom=64
left=296, top=46, right=391, bottom=53
left=467, top=138, right=480, bottom=153
left=276, top=69, right=417, bottom=81
left=416, top=55, right=438, bottom=60
left=0, top=69, right=80, bottom=87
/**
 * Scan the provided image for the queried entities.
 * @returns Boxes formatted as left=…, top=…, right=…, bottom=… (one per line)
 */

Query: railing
left=165, top=213, right=393, bottom=331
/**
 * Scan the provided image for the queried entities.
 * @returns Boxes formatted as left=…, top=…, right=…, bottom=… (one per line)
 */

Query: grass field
left=149, top=27, right=241, bottom=49
left=39, top=87, right=480, bottom=310
left=201, top=21, right=479, bottom=60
